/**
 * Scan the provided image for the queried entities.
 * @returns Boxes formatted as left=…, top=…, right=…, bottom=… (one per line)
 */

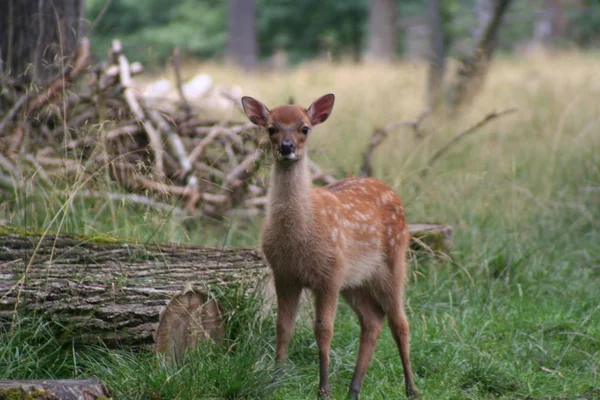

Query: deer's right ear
left=241, top=96, right=270, bottom=127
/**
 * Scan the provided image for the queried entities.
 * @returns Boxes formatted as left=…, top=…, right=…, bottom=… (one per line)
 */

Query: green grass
left=1, top=52, right=599, bottom=399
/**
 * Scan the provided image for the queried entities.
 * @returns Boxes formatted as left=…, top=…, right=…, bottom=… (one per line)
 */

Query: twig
left=0, top=94, right=28, bottom=137
left=147, top=107, right=197, bottom=187
left=223, top=149, right=262, bottom=189
left=170, top=48, right=192, bottom=120
left=361, top=108, right=431, bottom=177
left=105, top=124, right=139, bottom=140
left=308, top=160, right=337, bottom=185
left=188, top=123, right=226, bottom=164
left=220, top=90, right=244, bottom=113
left=114, top=39, right=164, bottom=178
left=25, top=37, right=91, bottom=115
left=421, top=108, right=517, bottom=177
left=540, top=366, right=563, bottom=378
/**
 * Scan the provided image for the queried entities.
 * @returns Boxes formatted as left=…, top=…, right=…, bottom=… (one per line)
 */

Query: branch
left=360, top=108, right=430, bottom=177
left=308, top=160, right=337, bottom=185
left=421, top=108, right=517, bottom=178
left=147, top=107, right=197, bottom=188
left=114, top=39, right=164, bottom=178
left=25, top=37, right=91, bottom=115
left=170, top=48, right=192, bottom=120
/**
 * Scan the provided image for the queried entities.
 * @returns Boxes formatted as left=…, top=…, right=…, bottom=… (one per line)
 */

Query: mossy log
left=0, top=223, right=452, bottom=351
left=0, top=379, right=109, bottom=400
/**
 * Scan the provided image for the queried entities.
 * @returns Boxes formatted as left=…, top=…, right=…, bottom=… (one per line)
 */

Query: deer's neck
left=267, top=155, right=313, bottom=234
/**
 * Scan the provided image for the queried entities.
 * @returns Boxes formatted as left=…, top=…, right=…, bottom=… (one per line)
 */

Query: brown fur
left=242, top=94, right=418, bottom=399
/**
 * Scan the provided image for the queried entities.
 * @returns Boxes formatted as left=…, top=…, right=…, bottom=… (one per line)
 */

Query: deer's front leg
left=275, top=279, right=302, bottom=363
left=314, top=286, right=339, bottom=398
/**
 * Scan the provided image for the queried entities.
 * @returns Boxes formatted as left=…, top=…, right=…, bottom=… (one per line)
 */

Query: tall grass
left=1, top=52, right=599, bottom=399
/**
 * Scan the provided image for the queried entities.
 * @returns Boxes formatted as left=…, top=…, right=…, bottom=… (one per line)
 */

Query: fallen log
left=0, top=379, right=109, bottom=400
left=0, top=223, right=452, bottom=352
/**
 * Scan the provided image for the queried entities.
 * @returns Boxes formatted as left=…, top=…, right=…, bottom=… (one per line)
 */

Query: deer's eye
left=267, top=127, right=277, bottom=135
left=301, top=126, right=309, bottom=135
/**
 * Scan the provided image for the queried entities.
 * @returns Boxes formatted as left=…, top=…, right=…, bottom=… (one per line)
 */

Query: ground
left=1, top=51, right=599, bottom=399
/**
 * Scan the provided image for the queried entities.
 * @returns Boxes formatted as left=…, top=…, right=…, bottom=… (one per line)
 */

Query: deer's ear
left=307, top=94, right=335, bottom=126
left=241, top=96, right=270, bottom=127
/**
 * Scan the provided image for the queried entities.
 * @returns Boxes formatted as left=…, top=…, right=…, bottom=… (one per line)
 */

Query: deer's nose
left=280, top=139, right=295, bottom=155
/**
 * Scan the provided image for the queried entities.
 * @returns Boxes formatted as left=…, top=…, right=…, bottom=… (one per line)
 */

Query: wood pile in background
left=0, top=38, right=336, bottom=218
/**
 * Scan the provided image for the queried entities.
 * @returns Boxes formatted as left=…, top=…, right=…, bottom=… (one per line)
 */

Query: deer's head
left=241, top=94, right=335, bottom=163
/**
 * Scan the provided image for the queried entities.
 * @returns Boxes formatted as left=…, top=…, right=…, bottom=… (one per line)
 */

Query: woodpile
left=0, top=38, right=336, bottom=218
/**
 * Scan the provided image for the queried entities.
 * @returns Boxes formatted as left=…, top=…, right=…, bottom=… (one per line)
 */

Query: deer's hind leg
left=383, top=239, right=419, bottom=399
left=342, top=288, right=385, bottom=400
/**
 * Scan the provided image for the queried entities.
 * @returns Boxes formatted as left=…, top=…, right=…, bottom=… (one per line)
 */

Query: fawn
left=241, top=94, right=418, bottom=399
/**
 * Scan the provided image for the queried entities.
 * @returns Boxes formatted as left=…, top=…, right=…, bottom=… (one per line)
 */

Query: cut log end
left=155, top=287, right=224, bottom=364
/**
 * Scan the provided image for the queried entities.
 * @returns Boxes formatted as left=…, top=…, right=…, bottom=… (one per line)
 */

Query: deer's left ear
left=307, top=94, right=335, bottom=126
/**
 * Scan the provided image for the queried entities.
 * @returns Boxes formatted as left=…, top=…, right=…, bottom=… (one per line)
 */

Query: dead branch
left=223, top=149, right=262, bottom=189
left=361, top=109, right=431, bottom=177
left=0, top=93, right=28, bottom=137
left=188, top=123, right=226, bottom=164
left=308, top=159, right=337, bottom=185
left=421, top=108, right=517, bottom=177
left=114, top=39, right=164, bottom=178
left=170, top=47, right=192, bottom=119
left=147, top=107, right=197, bottom=188
left=25, top=38, right=91, bottom=115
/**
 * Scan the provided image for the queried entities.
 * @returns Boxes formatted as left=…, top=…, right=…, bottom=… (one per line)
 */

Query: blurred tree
left=258, top=0, right=367, bottom=64
left=567, top=0, right=600, bottom=46
left=87, top=0, right=225, bottom=65
left=227, top=0, right=257, bottom=71
left=367, top=0, right=397, bottom=61
left=448, top=0, right=513, bottom=109
left=534, top=0, right=567, bottom=45
left=0, top=0, right=85, bottom=85
left=427, top=0, right=446, bottom=108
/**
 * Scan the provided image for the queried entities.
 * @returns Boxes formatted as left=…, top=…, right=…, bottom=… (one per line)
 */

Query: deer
left=241, top=94, right=418, bottom=399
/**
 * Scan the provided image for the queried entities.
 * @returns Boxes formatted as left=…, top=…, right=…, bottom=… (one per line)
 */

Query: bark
left=226, top=0, right=257, bottom=71
left=367, top=0, right=397, bottom=62
left=0, top=230, right=265, bottom=345
left=0, top=224, right=452, bottom=346
left=448, top=0, right=513, bottom=109
left=427, top=0, right=445, bottom=109
left=0, top=379, right=108, bottom=400
left=0, top=0, right=85, bottom=86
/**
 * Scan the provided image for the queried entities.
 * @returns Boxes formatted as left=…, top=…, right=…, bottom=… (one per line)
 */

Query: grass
left=1, top=51, right=599, bottom=399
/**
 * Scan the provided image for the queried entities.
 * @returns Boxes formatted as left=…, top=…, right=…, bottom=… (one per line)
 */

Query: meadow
left=1, top=51, right=599, bottom=399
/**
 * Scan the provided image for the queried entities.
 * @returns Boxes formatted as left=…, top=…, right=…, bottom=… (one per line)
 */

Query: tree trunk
left=534, top=0, right=566, bottom=45
left=226, top=0, right=257, bottom=71
left=427, top=0, right=445, bottom=109
left=0, top=0, right=85, bottom=86
left=367, top=0, right=397, bottom=62
left=473, top=0, right=494, bottom=41
left=448, top=0, right=513, bottom=109
left=0, top=379, right=108, bottom=400
left=0, top=224, right=452, bottom=347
